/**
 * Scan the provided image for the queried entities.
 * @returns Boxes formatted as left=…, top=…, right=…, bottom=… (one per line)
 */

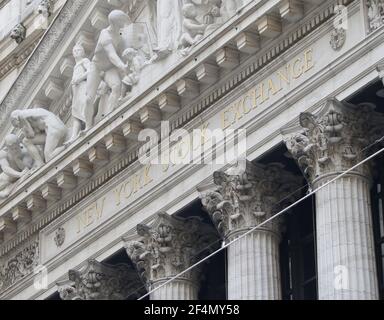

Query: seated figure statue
left=10, top=108, right=68, bottom=167
left=0, top=134, right=34, bottom=200
left=179, top=3, right=207, bottom=55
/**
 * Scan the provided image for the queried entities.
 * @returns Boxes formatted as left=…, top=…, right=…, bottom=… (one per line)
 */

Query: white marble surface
left=227, top=230, right=281, bottom=300
left=315, top=174, right=379, bottom=300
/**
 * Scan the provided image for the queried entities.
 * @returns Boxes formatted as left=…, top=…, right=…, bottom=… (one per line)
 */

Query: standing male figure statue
left=68, top=43, right=91, bottom=142
left=85, top=10, right=131, bottom=125
left=10, top=108, right=68, bottom=167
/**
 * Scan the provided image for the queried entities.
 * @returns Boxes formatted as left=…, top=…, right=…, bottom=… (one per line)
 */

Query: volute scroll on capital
left=283, top=98, right=384, bottom=184
left=124, top=212, right=218, bottom=287
left=198, top=160, right=302, bottom=239
left=57, top=259, right=144, bottom=300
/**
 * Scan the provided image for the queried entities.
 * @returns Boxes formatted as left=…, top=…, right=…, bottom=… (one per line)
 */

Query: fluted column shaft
left=314, top=173, right=378, bottom=300
left=150, top=278, right=198, bottom=300
left=284, top=98, right=384, bottom=300
left=227, top=229, right=281, bottom=300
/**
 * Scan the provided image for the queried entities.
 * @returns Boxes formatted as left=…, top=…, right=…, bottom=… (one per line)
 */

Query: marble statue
left=37, top=0, right=53, bottom=18
left=220, top=0, right=243, bottom=20
left=179, top=3, right=207, bottom=55
left=94, top=81, right=111, bottom=123
left=203, top=0, right=222, bottom=35
left=147, top=0, right=183, bottom=58
left=85, top=10, right=131, bottom=123
left=120, top=23, right=156, bottom=97
left=68, top=43, right=91, bottom=143
left=0, top=135, right=33, bottom=199
left=10, top=108, right=68, bottom=167
left=367, top=0, right=384, bottom=31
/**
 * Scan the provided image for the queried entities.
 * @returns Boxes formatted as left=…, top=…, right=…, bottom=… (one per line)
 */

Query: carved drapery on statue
left=67, top=10, right=155, bottom=142
left=57, top=259, right=143, bottom=300
left=199, top=160, right=301, bottom=239
left=283, top=98, right=384, bottom=184
left=124, top=212, right=217, bottom=289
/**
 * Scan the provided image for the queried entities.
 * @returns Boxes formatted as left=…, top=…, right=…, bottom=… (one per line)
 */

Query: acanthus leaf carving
left=199, top=160, right=301, bottom=238
left=124, top=212, right=217, bottom=287
left=57, top=259, right=143, bottom=300
left=284, top=98, right=384, bottom=183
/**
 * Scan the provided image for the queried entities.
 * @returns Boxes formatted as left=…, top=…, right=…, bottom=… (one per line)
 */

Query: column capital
left=283, top=98, right=384, bottom=183
left=57, top=259, right=142, bottom=300
left=199, top=160, right=301, bottom=238
left=124, top=212, right=216, bottom=287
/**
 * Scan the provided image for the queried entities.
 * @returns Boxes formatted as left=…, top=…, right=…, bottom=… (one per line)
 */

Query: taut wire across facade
left=0, top=0, right=384, bottom=300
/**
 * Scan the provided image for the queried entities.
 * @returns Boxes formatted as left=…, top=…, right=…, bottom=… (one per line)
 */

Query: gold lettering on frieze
left=220, top=48, right=315, bottom=130
left=76, top=197, right=106, bottom=234
left=114, top=164, right=153, bottom=206
left=75, top=165, right=153, bottom=235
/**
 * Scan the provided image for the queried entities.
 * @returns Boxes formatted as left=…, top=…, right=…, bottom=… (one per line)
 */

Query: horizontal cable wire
left=136, top=143, right=384, bottom=300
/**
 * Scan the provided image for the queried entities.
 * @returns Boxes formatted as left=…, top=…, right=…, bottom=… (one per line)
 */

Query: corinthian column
left=199, top=160, right=300, bottom=300
left=284, top=98, right=383, bottom=300
left=124, top=212, right=216, bottom=300
left=57, top=259, right=143, bottom=300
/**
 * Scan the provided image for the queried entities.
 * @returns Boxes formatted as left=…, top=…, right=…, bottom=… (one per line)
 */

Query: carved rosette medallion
left=125, top=212, right=217, bottom=288
left=199, top=160, right=301, bottom=239
left=284, top=98, right=384, bottom=184
left=330, top=27, right=346, bottom=51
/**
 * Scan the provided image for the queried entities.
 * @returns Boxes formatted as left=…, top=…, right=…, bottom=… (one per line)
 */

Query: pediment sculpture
left=0, top=108, right=69, bottom=201
left=0, top=1, right=247, bottom=202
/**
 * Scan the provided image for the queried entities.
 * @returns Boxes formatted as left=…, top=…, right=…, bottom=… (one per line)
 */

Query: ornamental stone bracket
left=282, top=98, right=384, bottom=184
left=124, top=212, right=217, bottom=289
left=198, top=160, right=302, bottom=239
left=56, top=259, right=144, bottom=300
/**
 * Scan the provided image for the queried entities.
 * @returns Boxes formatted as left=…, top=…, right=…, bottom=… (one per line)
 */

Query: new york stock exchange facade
left=0, top=0, right=384, bottom=301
